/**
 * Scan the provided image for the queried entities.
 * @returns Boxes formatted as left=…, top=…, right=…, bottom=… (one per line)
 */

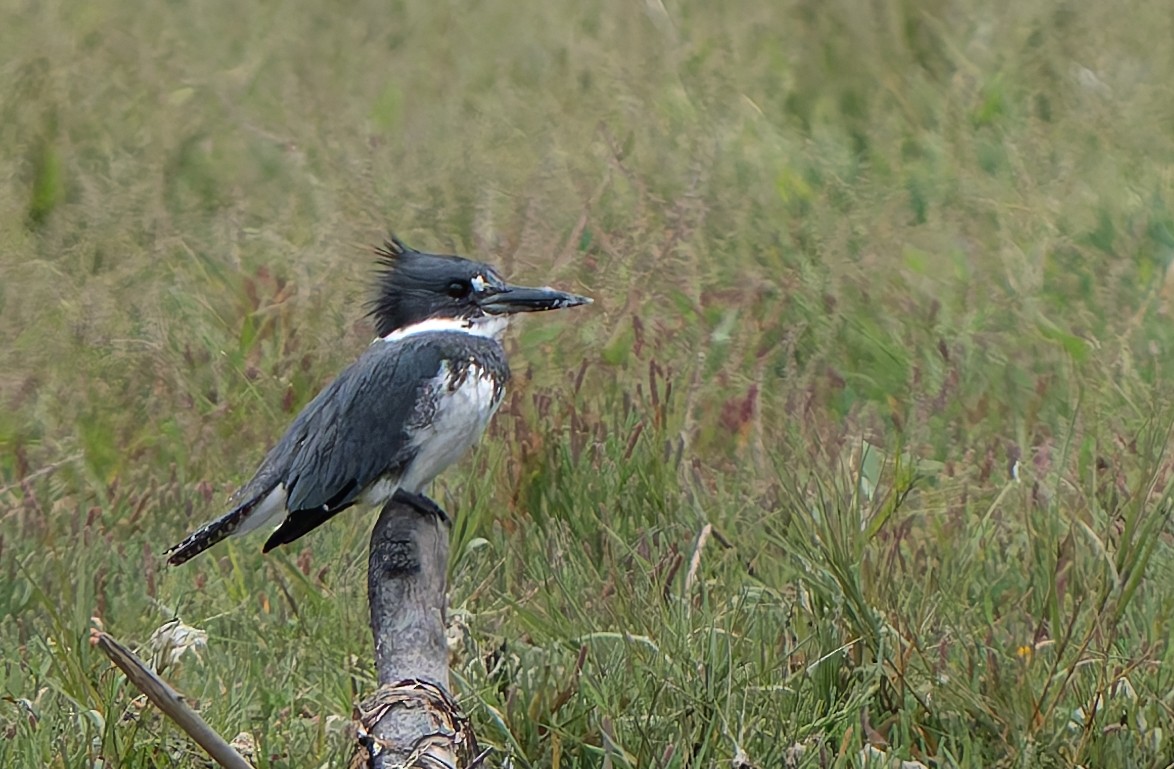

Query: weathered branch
left=351, top=493, right=479, bottom=769
left=90, top=629, right=255, bottom=769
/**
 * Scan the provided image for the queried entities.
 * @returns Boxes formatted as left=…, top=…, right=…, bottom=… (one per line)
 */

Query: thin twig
left=0, top=453, right=84, bottom=498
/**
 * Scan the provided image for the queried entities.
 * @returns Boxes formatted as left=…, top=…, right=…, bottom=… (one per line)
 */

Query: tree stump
left=351, top=493, right=479, bottom=769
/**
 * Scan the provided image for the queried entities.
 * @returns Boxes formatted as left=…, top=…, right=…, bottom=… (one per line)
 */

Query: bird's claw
left=391, top=489, right=451, bottom=526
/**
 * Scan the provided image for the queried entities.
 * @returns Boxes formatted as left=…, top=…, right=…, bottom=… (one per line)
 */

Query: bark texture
left=351, top=496, right=478, bottom=769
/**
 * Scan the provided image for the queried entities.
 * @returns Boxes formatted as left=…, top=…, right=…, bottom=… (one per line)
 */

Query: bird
left=165, top=236, right=591, bottom=566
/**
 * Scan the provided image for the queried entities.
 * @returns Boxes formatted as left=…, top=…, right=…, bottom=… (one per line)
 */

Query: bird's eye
left=448, top=281, right=471, bottom=299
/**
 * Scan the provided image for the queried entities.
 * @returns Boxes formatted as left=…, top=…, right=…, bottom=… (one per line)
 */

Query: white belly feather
left=397, top=362, right=503, bottom=493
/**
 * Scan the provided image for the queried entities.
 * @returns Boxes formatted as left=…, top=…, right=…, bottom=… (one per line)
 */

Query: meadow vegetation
left=3, top=0, right=1174, bottom=766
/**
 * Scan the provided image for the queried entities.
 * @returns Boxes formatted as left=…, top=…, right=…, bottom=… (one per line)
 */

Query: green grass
left=3, top=0, right=1174, bottom=766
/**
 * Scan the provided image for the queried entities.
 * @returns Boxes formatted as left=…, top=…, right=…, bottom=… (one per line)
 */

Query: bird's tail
left=165, top=498, right=262, bottom=566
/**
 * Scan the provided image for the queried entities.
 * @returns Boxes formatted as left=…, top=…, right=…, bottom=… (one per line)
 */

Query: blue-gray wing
left=254, top=338, right=449, bottom=550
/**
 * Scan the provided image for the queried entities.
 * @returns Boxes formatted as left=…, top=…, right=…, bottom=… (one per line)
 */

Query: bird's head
left=368, top=237, right=592, bottom=337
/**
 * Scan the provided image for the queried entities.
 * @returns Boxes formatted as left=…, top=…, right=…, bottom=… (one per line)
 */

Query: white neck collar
left=376, top=315, right=509, bottom=343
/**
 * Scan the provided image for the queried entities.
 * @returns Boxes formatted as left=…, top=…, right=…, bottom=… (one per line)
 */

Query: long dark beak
left=478, top=284, right=593, bottom=315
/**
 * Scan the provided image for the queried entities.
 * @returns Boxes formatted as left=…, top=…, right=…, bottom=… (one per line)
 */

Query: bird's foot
left=392, top=489, right=451, bottom=526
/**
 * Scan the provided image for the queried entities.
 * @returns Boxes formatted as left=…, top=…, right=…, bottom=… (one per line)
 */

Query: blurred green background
left=3, top=0, right=1174, bottom=766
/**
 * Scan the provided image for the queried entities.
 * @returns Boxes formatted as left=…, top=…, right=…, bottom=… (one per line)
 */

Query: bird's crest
left=374, top=235, right=413, bottom=265
left=369, top=235, right=417, bottom=336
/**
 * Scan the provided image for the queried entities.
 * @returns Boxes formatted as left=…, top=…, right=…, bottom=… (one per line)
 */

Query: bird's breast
left=398, top=360, right=506, bottom=493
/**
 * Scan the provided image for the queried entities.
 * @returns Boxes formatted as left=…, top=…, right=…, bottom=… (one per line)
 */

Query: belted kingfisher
left=165, top=237, right=591, bottom=566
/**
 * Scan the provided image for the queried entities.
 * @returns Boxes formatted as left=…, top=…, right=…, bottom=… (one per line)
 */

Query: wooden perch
left=351, top=493, right=480, bottom=769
